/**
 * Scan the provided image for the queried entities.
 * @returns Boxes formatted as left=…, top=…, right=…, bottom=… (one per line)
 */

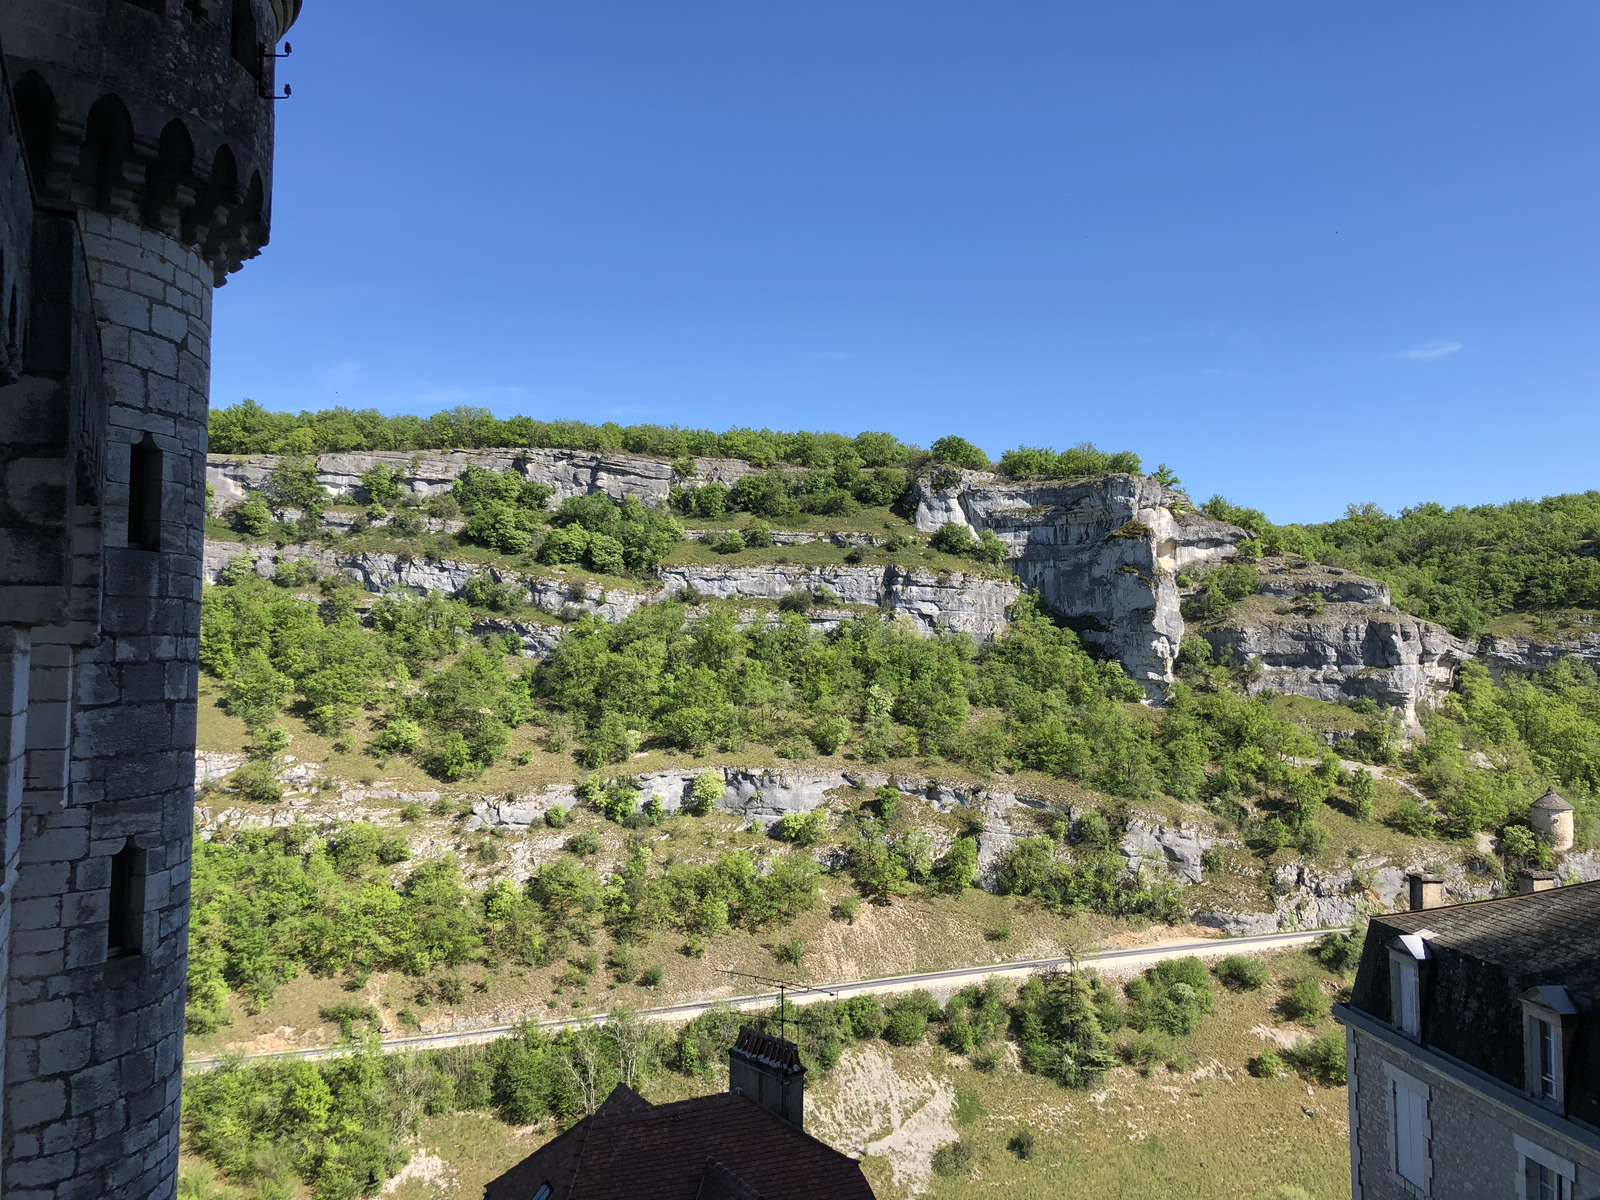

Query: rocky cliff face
left=913, top=470, right=1246, bottom=693
left=204, top=541, right=1019, bottom=643
left=1196, top=563, right=1471, bottom=731
left=1476, top=626, right=1600, bottom=680
left=207, top=447, right=761, bottom=512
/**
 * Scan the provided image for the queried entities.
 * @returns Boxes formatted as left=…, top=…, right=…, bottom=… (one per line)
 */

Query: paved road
left=185, top=926, right=1341, bottom=1071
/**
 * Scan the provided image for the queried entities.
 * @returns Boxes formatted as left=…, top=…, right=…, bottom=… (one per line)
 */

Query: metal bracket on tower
left=257, top=41, right=293, bottom=100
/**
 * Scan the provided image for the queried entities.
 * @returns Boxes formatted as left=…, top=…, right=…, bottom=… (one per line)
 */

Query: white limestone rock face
left=659, top=564, right=1020, bottom=640
left=208, top=447, right=764, bottom=513
left=912, top=470, right=1247, bottom=693
left=1197, top=565, right=1472, bottom=732
left=1476, top=627, right=1600, bottom=680
left=1118, top=817, right=1224, bottom=885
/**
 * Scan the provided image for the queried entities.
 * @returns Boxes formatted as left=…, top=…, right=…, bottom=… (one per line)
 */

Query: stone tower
left=0, top=1, right=302, bottom=1197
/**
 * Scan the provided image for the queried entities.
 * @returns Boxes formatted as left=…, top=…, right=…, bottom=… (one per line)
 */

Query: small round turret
left=5, top=0, right=302, bottom=282
left=1530, top=787, right=1575, bottom=853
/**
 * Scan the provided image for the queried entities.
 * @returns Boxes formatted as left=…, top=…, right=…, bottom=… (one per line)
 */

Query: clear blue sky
left=214, top=2, right=1600, bottom=524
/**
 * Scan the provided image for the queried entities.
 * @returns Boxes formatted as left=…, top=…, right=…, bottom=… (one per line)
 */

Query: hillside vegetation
left=1202, top=492, right=1600, bottom=635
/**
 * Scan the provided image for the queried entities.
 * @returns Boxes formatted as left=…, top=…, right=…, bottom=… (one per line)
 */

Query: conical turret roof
left=1532, top=788, right=1574, bottom=813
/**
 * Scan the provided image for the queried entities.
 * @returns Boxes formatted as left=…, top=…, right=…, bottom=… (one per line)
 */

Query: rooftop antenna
left=722, top=968, right=837, bottom=1043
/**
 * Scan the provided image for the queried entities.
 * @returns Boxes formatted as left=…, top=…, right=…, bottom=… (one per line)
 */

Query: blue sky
left=215, top=2, right=1600, bottom=523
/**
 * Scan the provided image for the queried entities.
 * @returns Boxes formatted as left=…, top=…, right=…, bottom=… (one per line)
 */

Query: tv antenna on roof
left=722, top=968, right=838, bottom=1043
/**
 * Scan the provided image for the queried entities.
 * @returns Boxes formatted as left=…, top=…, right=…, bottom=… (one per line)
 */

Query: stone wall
left=1347, top=1027, right=1600, bottom=1199
left=0, top=212, right=209, bottom=1200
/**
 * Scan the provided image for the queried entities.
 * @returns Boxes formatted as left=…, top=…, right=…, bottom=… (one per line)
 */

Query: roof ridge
left=1376, top=878, right=1600, bottom=928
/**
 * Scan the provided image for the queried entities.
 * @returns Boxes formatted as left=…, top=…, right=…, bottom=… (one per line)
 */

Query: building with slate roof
left=484, top=1028, right=874, bottom=1200
left=1335, top=876, right=1600, bottom=1199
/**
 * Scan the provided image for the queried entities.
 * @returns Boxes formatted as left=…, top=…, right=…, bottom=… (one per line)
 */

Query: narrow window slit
left=128, top=434, right=162, bottom=550
left=107, top=840, right=147, bottom=954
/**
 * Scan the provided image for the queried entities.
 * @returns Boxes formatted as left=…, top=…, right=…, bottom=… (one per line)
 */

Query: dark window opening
left=107, top=841, right=147, bottom=955
left=13, top=72, right=59, bottom=191
left=231, top=0, right=260, bottom=76
left=1538, top=1019, right=1556, bottom=1098
left=128, top=434, right=162, bottom=550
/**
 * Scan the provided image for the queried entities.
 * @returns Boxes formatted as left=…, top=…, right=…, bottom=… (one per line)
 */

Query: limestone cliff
left=203, top=541, right=1018, bottom=643
left=912, top=469, right=1246, bottom=692
left=207, top=447, right=760, bottom=512
left=1476, top=626, right=1600, bottom=680
left=1194, top=562, right=1471, bottom=731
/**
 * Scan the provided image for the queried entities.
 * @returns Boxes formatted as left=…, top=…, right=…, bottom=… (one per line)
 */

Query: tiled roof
left=484, top=1085, right=875, bottom=1200
left=1531, top=788, right=1574, bottom=812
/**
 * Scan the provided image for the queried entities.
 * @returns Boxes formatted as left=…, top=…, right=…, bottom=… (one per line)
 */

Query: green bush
left=1213, top=954, right=1268, bottom=991
left=1248, top=1050, right=1284, bottom=1079
left=544, top=805, right=569, bottom=828
left=931, top=1140, right=974, bottom=1178
left=1287, top=1028, right=1348, bottom=1085
left=686, top=770, right=723, bottom=816
left=1008, top=1129, right=1036, bottom=1160
left=710, top=530, right=746, bottom=555
left=230, top=497, right=273, bottom=537
left=774, top=808, right=827, bottom=847
left=773, top=937, right=806, bottom=967
left=1011, top=971, right=1114, bottom=1089
left=883, top=991, right=938, bottom=1045
left=1279, top=977, right=1329, bottom=1024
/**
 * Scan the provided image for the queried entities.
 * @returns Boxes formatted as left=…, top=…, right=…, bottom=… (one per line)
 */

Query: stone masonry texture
left=0, top=1, right=302, bottom=1197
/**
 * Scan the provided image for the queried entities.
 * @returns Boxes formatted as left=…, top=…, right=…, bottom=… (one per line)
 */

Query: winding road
left=185, top=926, right=1341, bottom=1071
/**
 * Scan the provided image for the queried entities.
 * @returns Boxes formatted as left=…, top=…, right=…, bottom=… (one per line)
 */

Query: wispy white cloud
left=1398, top=339, right=1462, bottom=362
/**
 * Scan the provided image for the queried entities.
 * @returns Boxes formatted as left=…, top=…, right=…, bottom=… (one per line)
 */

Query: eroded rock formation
left=913, top=469, right=1245, bottom=692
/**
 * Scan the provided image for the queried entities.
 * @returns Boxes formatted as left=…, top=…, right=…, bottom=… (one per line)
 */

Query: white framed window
left=1515, top=1135, right=1575, bottom=1200
left=1383, top=1061, right=1430, bottom=1195
left=1520, top=986, right=1575, bottom=1110
left=1388, top=932, right=1431, bottom=1039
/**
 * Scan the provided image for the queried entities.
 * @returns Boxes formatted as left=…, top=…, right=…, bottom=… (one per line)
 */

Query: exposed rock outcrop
left=912, top=470, right=1246, bottom=693
left=203, top=542, right=1019, bottom=642
left=1197, top=563, right=1471, bottom=731
left=1476, top=627, right=1600, bottom=680
left=207, top=447, right=762, bottom=513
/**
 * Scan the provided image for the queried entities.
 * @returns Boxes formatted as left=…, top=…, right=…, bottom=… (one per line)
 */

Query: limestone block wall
left=1347, top=1028, right=1600, bottom=1200
left=2, top=213, right=209, bottom=1200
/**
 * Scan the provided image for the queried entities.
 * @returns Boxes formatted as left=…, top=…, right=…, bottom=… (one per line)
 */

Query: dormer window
left=1521, top=986, right=1576, bottom=1112
left=1388, top=930, right=1433, bottom=1040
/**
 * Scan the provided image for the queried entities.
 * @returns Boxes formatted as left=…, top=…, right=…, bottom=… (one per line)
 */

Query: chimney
left=728, top=1026, right=806, bottom=1130
left=1517, top=870, right=1559, bottom=895
left=1408, top=873, right=1445, bottom=911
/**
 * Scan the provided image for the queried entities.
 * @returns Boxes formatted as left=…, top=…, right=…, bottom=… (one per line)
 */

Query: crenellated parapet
left=4, top=0, right=302, bottom=283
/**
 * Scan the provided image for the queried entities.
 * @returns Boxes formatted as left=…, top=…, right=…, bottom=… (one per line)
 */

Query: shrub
left=773, top=937, right=806, bottom=967
left=1280, top=977, right=1328, bottom=1024
left=1388, top=799, right=1436, bottom=836
left=774, top=808, right=827, bottom=847
left=1214, top=954, right=1268, bottom=991
left=741, top=520, right=773, bottom=548
left=1312, top=921, right=1366, bottom=975
left=833, top=894, right=861, bottom=923
left=1012, top=972, right=1114, bottom=1089
left=230, top=497, right=273, bottom=537
left=838, top=995, right=886, bottom=1040
left=710, top=531, right=746, bottom=555
left=931, top=1140, right=974, bottom=1178
left=231, top=760, right=283, bottom=804
left=370, top=716, right=423, bottom=756
left=1249, top=1050, right=1284, bottom=1079
left=883, top=991, right=938, bottom=1045
left=1008, top=1129, right=1036, bottom=1160
left=1348, top=769, right=1376, bottom=819
left=544, top=805, right=569, bottom=828
left=929, top=522, right=979, bottom=557
left=565, top=831, right=602, bottom=857
left=638, top=963, right=664, bottom=988
left=1288, top=1028, right=1347, bottom=1085
left=686, top=771, right=722, bottom=816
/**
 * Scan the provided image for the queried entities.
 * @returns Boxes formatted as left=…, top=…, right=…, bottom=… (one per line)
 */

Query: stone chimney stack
left=1517, top=870, right=1560, bottom=895
left=1409, top=873, right=1446, bottom=911
left=1530, top=789, right=1575, bottom=853
left=729, top=1026, right=806, bottom=1130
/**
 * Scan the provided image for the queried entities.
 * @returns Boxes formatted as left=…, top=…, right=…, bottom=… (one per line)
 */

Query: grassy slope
left=306, top=949, right=1352, bottom=1200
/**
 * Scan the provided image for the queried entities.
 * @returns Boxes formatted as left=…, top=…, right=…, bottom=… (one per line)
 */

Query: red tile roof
left=483, top=1084, right=875, bottom=1200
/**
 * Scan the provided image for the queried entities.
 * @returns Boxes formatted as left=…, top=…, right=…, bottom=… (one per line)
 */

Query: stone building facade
left=1336, top=880, right=1600, bottom=1199
left=0, top=1, right=302, bottom=1196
